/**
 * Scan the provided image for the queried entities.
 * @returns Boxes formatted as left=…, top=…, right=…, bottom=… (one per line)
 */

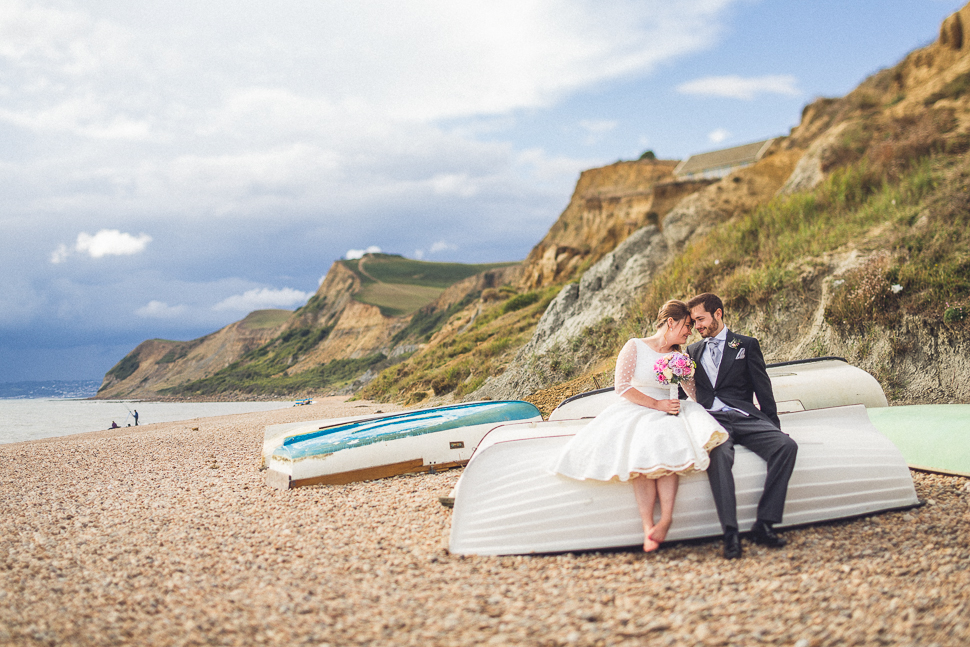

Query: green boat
left=868, top=405, right=970, bottom=477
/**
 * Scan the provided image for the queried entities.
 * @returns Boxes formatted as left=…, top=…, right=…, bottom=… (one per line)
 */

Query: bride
left=551, top=300, right=728, bottom=551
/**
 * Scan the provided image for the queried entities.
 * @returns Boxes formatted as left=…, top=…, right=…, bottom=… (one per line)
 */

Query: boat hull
left=265, top=401, right=542, bottom=490
left=449, top=405, right=918, bottom=556
left=548, top=357, right=888, bottom=421
left=262, top=412, right=396, bottom=468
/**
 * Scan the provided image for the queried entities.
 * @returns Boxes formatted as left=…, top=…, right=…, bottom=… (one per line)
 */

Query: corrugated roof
left=673, top=139, right=774, bottom=177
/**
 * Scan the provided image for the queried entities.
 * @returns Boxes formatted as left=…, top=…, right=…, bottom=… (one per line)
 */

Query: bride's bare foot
left=643, top=525, right=660, bottom=552
left=649, top=517, right=673, bottom=544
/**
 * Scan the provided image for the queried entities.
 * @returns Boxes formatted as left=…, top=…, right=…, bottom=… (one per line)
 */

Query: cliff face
left=96, top=310, right=292, bottom=399
left=97, top=257, right=522, bottom=399
left=781, top=4, right=970, bottom=193
left=99, top=4, right=970, bottom=404
left=473, top=4, right=970, bottom=405
left=519, top=160, right=713, bottom=289
left=281, top=260, right=409, bottom=371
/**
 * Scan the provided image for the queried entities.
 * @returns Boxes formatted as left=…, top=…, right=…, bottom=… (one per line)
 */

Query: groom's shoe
left=750, top=520, right=787, bottom=548
left=723, top=529, right=742, bottom=559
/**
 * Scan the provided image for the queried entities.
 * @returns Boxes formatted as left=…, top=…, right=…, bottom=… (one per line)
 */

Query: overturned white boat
left=449, top=405, right=919, bottom=556
left=265, top=401, right=542, bottom=490
left=549, top=356, right=888, bottom=420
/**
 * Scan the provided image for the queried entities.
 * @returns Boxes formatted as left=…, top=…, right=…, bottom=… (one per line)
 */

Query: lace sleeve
left=614, top=339, right=638, bottom=397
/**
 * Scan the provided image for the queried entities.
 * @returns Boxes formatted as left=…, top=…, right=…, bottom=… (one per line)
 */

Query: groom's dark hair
left=687, top=293, right=724, bottom=318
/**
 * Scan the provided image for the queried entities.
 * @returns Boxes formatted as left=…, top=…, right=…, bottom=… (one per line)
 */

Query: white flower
left=891, top=284, right=903, bottom=294
left=833, top=279, right=845, bottom=287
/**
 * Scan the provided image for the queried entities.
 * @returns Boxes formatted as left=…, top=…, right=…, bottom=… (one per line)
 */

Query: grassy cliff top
left=341, top=254, right=516, bottom=287
left=240, top=309, right=293, bottom=329
left=342, top=254, right=519, bottom=317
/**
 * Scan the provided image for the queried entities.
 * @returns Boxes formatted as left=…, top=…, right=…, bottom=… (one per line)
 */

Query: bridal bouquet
left=654, top=352, right=696, bottom=401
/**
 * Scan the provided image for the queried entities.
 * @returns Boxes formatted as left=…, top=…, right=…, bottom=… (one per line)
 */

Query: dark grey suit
left=685, top=331, right=797, bottom=531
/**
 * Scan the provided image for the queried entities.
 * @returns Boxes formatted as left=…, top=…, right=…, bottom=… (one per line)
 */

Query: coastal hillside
left=101, top=4, right=970, bottom=405
left=96, top=255, right=519, bottom=399
left=97, top=309, right=292, bottom=399
left=470, top=3, right=970, bottom=409
left=518, top=159, right=712, bottom=289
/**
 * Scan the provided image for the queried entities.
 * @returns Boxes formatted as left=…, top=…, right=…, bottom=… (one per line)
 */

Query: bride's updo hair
left=655, top=299, right=691, bottom=328
left=653, top=299, right=691, bottom=351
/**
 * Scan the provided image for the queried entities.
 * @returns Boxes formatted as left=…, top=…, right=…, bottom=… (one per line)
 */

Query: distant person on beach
left=686, top=293, right=798, bottom=559
left=552, top=300, right=728, bottom=552
left=110, top=421, right=119, bottom=429
left=133, top=410, right=139, bottom=426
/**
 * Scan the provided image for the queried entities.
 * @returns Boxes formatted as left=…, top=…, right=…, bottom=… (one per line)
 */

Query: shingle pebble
left=1, top=396, right=968, bottom=647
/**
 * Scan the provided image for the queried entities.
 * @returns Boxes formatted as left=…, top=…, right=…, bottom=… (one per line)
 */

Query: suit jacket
left=685, top=331, right=780, bottom=428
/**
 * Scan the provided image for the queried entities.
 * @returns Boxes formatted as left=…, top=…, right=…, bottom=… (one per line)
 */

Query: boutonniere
left=728, top=338, right=741, bottom=349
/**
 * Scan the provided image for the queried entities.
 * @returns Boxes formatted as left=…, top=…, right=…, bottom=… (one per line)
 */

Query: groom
left=685, top=293, right=798, bottom=559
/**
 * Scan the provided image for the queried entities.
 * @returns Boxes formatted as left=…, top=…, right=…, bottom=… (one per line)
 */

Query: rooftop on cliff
left=673, top=138, right=777, bottom=179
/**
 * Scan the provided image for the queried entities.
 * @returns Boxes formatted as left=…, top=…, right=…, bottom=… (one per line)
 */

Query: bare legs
left=631, top=473, right=679, bottom=552
left=632, top=476, right=659, bottom=551
left=651, top=474, right=679, bottom=543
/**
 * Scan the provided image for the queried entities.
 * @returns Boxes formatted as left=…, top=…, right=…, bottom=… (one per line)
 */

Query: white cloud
left=50, top=229, right=152, bottom=263
left=430, top=240, right=458, bottom=254
left=212, top=287, right=310, bottom=313
left=429, top=173, right=478, bottom=198
left=708, top=128, right=731, bottom=144
left=344, top=246, right=383, bottom=260
left=50, top=244, right=70, bottom=264
left=136, top=300, right=187, bottom=319
left=676, top=74, right=800, bottom=100
left=578, top=119, right=619, bottom=145
left=579, top=120, right=618, bottom=134
left=0, top=1, right=740, bottom=222
left=76, top=230, right=152, bottom=258
left=0, top=0, right=750, bottom=377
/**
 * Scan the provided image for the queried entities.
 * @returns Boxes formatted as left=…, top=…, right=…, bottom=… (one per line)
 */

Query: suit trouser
left=706, top=410, right=798, bottom=532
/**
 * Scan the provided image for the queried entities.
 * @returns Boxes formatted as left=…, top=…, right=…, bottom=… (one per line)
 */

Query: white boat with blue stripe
left=265, top=401, right=542, bottom=490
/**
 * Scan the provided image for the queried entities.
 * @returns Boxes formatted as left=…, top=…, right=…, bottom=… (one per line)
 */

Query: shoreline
left=2, top=398, right=967, bottom=646
left=6, top=396, right=391, bottom=447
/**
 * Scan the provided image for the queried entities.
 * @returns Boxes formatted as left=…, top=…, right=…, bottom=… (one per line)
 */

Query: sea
left=0, top=380, right=293, bottom=445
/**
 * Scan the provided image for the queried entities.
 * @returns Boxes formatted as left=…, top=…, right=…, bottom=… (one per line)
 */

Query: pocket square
left=736, top=348, right=746, bottom=360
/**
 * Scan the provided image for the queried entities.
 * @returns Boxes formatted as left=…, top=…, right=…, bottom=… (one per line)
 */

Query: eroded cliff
left=471, top=4, right=970, bottom=406
left=519, top=159, right=713, bottom=289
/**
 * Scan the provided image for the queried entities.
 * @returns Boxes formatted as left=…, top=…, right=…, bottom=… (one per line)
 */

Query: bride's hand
left=656, top=399, right=680, bottom=415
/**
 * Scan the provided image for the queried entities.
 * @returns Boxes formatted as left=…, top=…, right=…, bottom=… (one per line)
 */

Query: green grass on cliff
left=344, top=254, right=514, bottom=288
left=161, top=353, right=385, bottom=397
left=359, top=285, right=560, bottom=403
left=160, top=323, right=357, bottom=397
left=354, top=283, right=447, bottom=317
left=642, top=153, right=970, bottom=332
left=240, top=309, right=292, bottom=329
left=342, top=254, right=517, bottom=316
left=358, top=144, right=970, bottom=404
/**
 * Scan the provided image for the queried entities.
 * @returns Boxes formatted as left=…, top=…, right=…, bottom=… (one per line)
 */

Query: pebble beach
left=2, top=397, right=968, bottom=647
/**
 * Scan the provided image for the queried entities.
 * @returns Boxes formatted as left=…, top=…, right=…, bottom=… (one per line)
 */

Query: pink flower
left=654, top=352, right=695, bottom=385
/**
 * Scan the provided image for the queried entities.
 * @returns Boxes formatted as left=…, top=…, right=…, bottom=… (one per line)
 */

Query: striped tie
left=707, top=338, right=721, bottom=368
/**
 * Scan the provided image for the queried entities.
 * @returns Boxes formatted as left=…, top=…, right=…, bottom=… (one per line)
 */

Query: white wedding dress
left=552, top=339, right=728, bottom=481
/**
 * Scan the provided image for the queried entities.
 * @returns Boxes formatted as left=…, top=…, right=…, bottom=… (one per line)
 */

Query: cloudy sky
left=1, top=0, right=963, bottom=382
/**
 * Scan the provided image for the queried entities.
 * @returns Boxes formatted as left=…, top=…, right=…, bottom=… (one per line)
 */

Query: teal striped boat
left=264, top=401, right=542, bottom=489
